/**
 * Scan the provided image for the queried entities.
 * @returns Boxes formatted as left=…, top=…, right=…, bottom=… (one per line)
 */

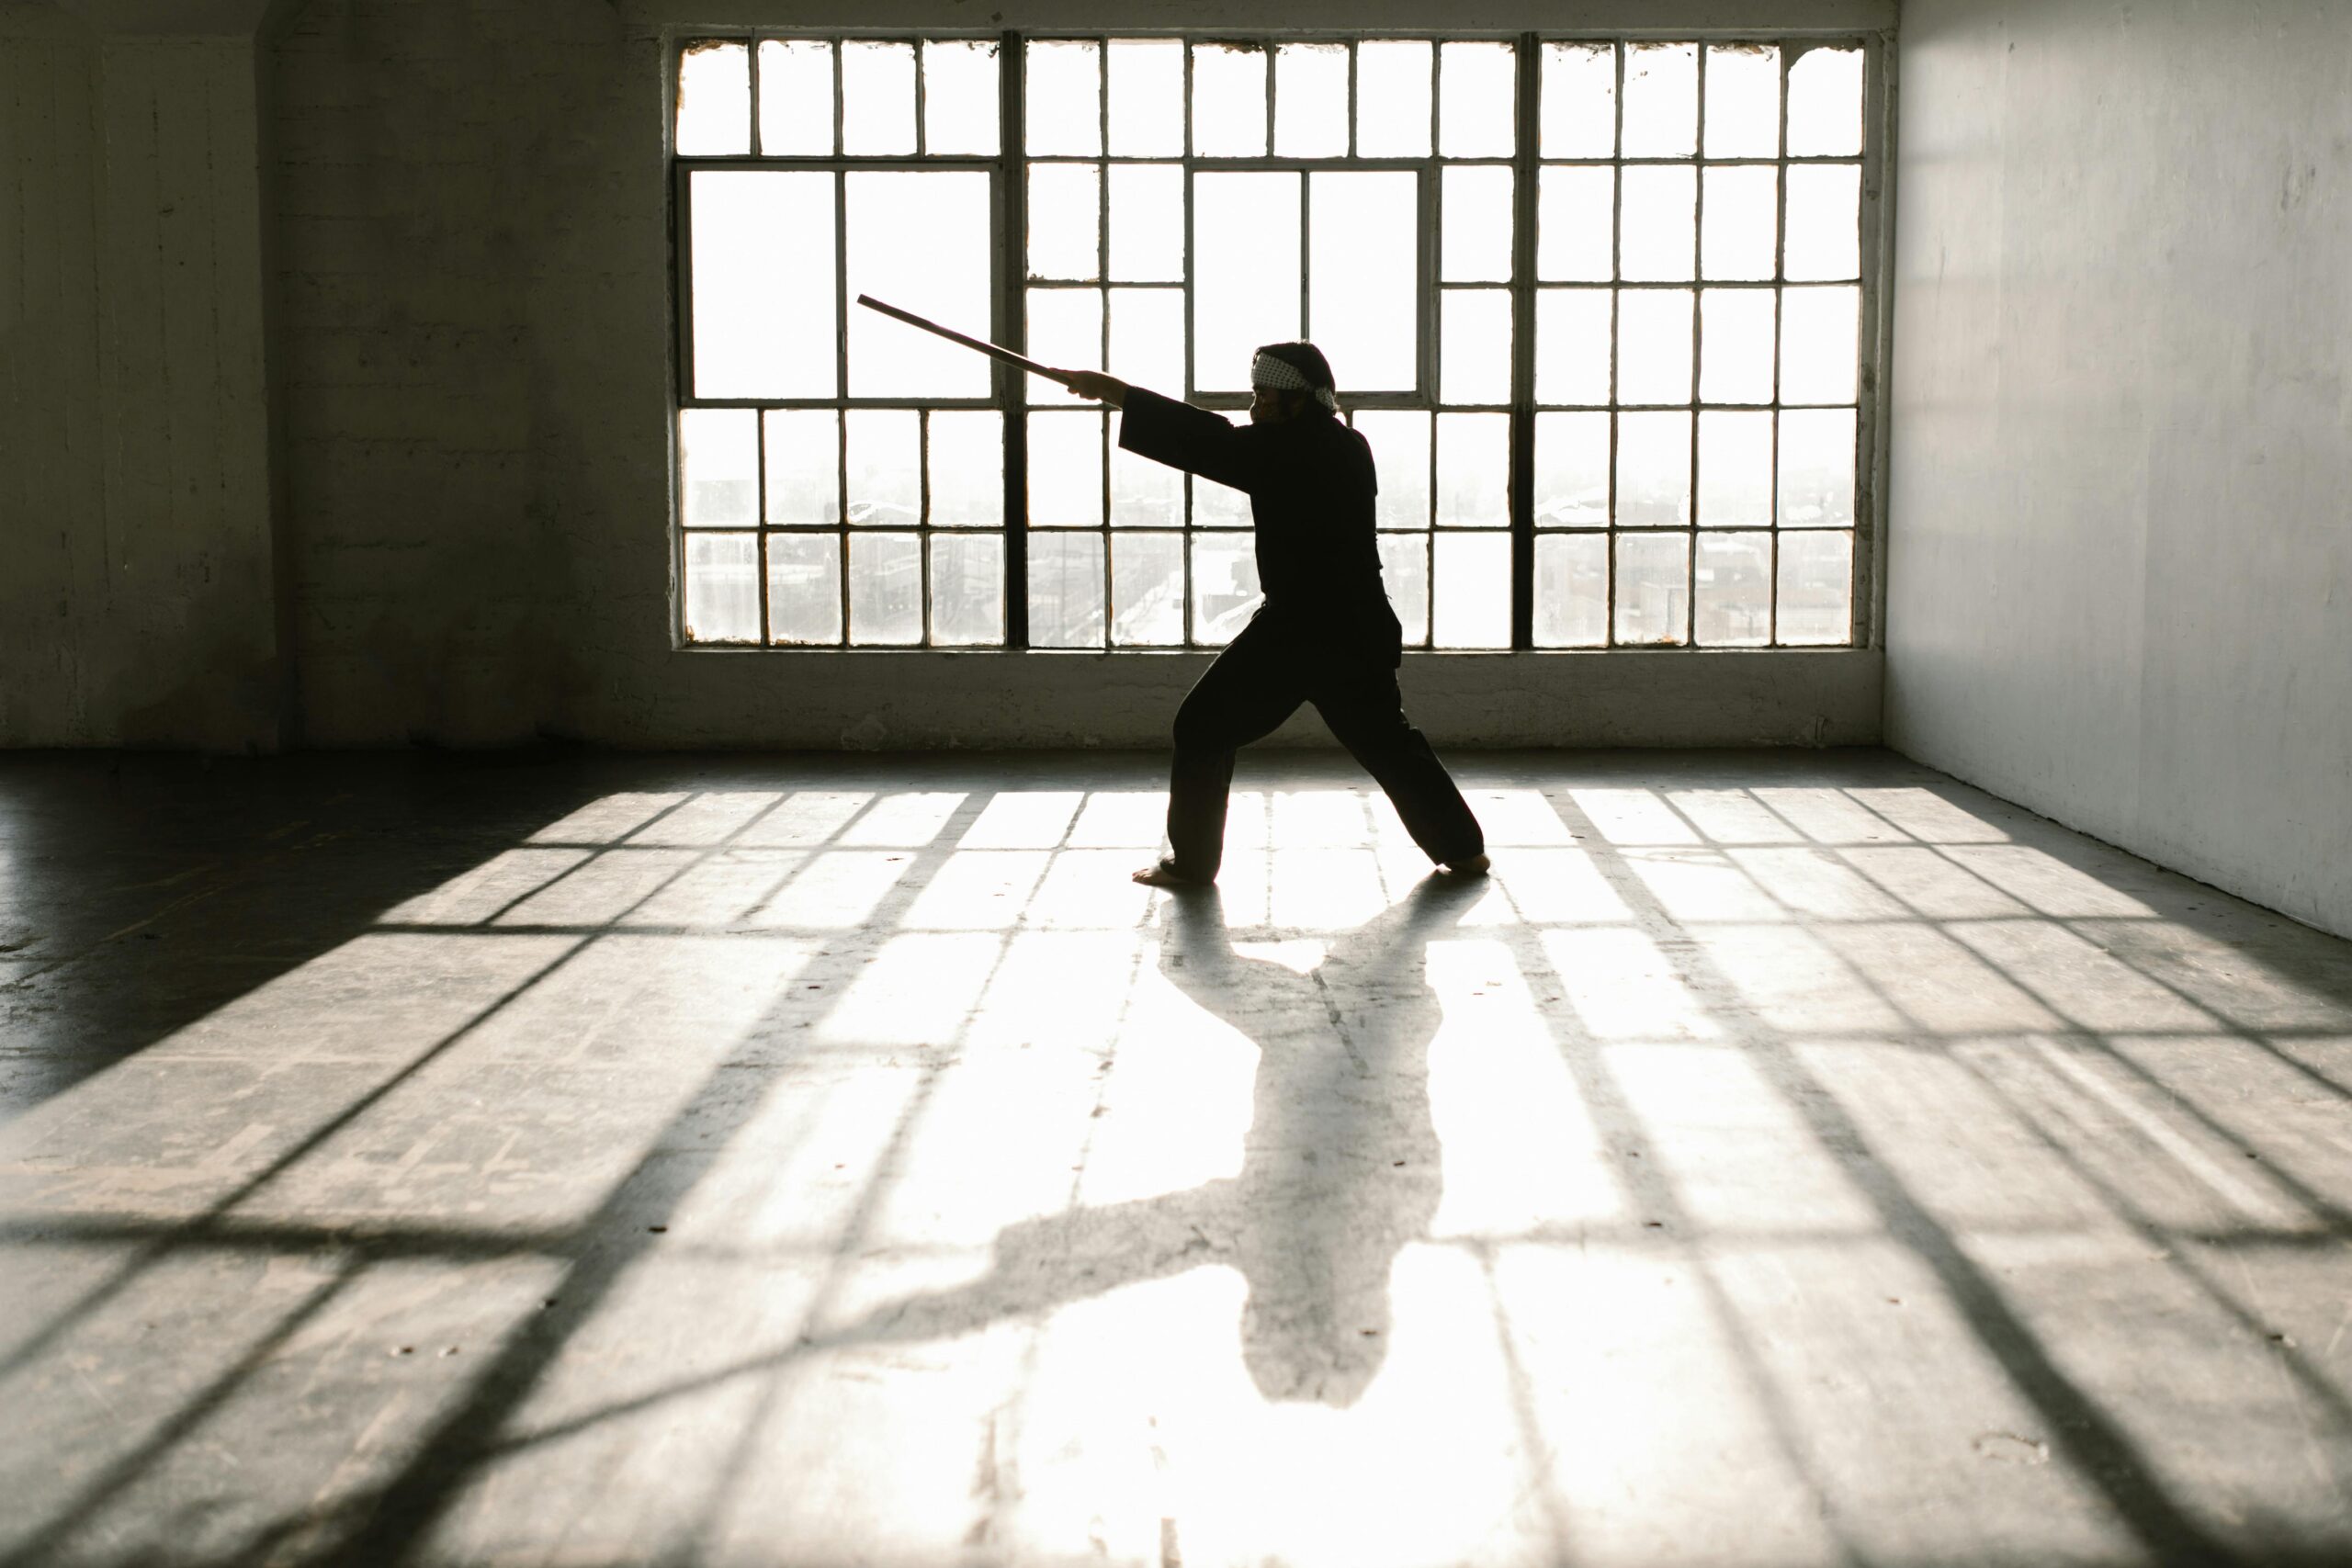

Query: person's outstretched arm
left=1058, top=369, right=1258, bottom=493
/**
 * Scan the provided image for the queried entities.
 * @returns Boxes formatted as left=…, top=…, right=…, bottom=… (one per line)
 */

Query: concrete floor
left=2, top=749, right=2349, bottom=1568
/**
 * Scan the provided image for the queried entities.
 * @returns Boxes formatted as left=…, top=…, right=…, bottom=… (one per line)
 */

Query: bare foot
left=1131, top=859, right=1203, bottom=888
left=1437, top=853, right=1491, bottom=877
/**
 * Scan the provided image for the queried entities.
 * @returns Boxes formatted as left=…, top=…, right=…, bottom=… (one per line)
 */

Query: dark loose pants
left=1166, top=613, right=1485, bottom=881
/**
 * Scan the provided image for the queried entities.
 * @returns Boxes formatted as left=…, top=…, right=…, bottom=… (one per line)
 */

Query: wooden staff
left=854, top=294, right=1072, bottom=386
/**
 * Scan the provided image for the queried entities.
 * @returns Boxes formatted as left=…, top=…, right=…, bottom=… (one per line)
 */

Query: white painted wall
left=1888, top=0, right=2352, bottom=938
left=0, top=5, right=280, bottom=750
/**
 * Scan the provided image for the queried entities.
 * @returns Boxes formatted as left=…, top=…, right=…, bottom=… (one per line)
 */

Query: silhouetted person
left=1060, top=348, right=1487, bottom=887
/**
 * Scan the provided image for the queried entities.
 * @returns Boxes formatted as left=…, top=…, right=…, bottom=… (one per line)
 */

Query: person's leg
left=1310, top=664, right=1487, bottom=871
left=1148, top=617, right=1308, bottom=884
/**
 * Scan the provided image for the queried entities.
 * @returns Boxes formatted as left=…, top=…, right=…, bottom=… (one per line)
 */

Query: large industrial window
left=672, top=34, right=1879, bottom=651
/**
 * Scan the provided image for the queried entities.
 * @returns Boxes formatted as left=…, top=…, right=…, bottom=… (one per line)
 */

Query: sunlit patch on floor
left=6, top=757, right=2352, bottom=1566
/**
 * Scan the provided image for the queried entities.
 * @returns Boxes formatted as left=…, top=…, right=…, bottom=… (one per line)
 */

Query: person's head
left=1247, top=342, right=1340, bottom=424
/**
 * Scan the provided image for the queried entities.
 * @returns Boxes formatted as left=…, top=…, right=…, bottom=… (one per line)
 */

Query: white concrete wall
left=0, top=5, right=279, bottom=750
left=1888, top=0, right=2352, bottom=938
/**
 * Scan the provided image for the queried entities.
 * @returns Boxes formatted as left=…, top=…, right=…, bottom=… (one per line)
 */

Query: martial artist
left=1058, top=345, right=1488, bottom=887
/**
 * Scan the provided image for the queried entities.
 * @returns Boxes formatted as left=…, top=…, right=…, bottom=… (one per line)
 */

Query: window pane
left=1533, top=411, right=1610, bottom=526
left=1696, top=531, right=1772, bottom=647
left=764, top=409, right=840, bottom=525
left=1781, top=285, right=1860, bottom=403
left=1614, top=532, right=1690, bottom=646
left=1026, top=40, right=1100, bottom=155
left=848, top=531, right=922, bottom=645
left=766, top=533, right=842, bottom=645
left=1108, top=39, right=1183, bottom=155
left=930, top=532, right=1003, bottom=646
left=1702, top=165, right=1778, bottom=282
left=1356, top=40, right=1432, bottom=157
left=1442, top=165, right=1514, bottom=283
left=1784, top=164, right=1861, bottom=281
left=1029, top=531, right=1105, bottom=648
left=1620, top=165, right=1696, bottom=282
left=1312, top=171, right=1419, bottom=392
left=1698, top=411, right=1773, bottom=528
left=1194, top=172, right=1300, bottom=392
left=844, top=409, right=920, bottom=527
left=1616, top=411, right=1691, bottom=525
left=923, top=39, right=999, bottom=154
left=1779, top=409, right=1857, bottom=527
left=1536, top=166, right=1613, bottom=282
left=846, top=171, right=992, bottom=397
left=1108, top=164, right=1184, bottom=282
left=1788, top=47, right=1863, bottom=157
left=680, top=408, right=757, bottom=526
left=1028, top=163, right=1101, bottom=281
left=1379, top=534, right=1430, bottom=646
left=1436, top=412, right=1509, bottom=527
left=1111, top=531, right=1186, bottom=645
left=1191, top=533, right=1263, bottom=646
left=1534, top=288, right=1611, bottom=405
left=1540, top=42, right=1615, bottom=158
left=1353, top=410, right=1430, bottom=529
left=1699, top=288, right=1776, bottom=405
left=1028, top=409, right=1103, bottom=526
left=1439, top=41, right=1515, bottom=158
left=1025, top=286, right=1102, bottom=402
left=1111, top=439, right=1184, bottom=528
left=1108, top=287, right=1185, bottom=398
left=676, top=40, right=749, bottom=155
left=684, top=533, right=759, bottom=642
left=1275, top=43, right=1349, bottom=157
left=1441, top=289, right=1512, bottom=404
left=1433, top=532, right=1510, bottom=649
left=1622, top=42, right=1696, bottom=158
left=690, top=171, right=836, bottom=400
left=842, top=41, right=915, bottom=154
left=1778, top=530, right=1853, bottom=644
left=756, top=39, right=831, bottom=155
left=1618, top=288, right=1693, bottom=405
left=927, top=411, right=1001, bottom=527
left=1192, top=42, right=1268, bottom=158
left=1534, top=533, right=1608, bottom=647
left=1704, top=45, right=1781, bottom=157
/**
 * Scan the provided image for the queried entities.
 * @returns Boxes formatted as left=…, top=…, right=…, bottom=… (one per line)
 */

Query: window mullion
left=1688, top=43, right=1707, bottom=649
left=1509, top=35, right=1539, bottom=650
left=1606, top=41, right=1625, bottom=647
left=834, top=165, right=852, bottom=646
left=1770, top=43, right=1791, bottom=649
left=1001, top=30, right=1029, bottom=649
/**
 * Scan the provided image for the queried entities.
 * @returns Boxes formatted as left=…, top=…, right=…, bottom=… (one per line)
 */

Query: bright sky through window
left=673, top=35, right=1874, bottom=651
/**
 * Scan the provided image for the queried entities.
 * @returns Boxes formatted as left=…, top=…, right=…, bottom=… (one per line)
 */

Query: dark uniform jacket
left=1117, top=388, right=1405, bottom=667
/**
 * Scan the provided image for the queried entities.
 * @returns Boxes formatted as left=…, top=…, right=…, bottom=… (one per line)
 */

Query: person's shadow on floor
left=830, top=873, right=1487, bottom=1406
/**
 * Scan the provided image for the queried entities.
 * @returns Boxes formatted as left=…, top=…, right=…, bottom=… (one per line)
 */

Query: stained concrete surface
left=2, top=748, right=2350, bottom=1566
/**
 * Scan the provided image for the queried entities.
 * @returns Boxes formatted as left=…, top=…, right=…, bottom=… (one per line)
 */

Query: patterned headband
left=1250, top=352, right=1340, bottom=410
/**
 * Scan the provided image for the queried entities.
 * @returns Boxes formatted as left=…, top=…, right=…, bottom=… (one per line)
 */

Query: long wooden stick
left=854, top=294, right=1070, bottom=385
